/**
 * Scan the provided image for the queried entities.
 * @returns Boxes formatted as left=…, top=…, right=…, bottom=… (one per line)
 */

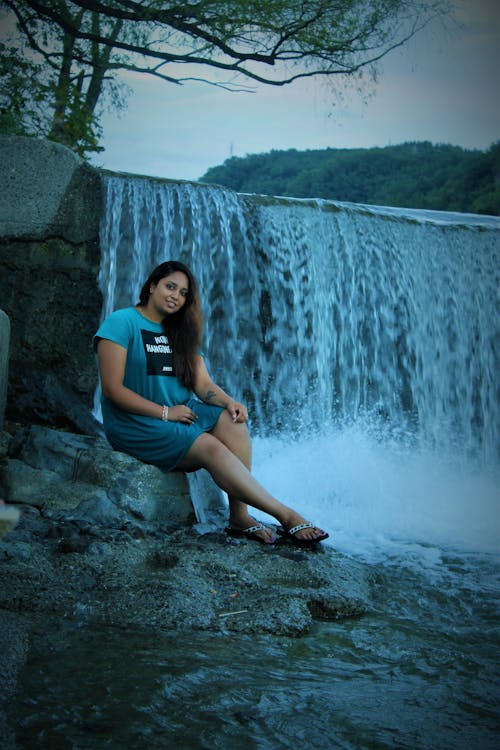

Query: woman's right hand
left=166, top=405, right=198, bottom=424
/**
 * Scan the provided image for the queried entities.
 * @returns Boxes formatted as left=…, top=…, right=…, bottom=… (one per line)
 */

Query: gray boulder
left=0, top=135, right=100, bottom=243
left=0, top=136, right=103, bottom=430
left=5, top=424, right=195, bottom=530
left=0, top=310, right=9, bottom=432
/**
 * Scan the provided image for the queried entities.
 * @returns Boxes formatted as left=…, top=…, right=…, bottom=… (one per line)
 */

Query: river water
left=13, top=180, right=499, bottom=749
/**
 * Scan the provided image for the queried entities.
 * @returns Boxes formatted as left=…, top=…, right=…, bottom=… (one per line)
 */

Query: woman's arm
left=97, top=339, right=196, bottom=424
left=97, top=339, right=164, bottom=418
left=193, top=355, right=248, bottom=423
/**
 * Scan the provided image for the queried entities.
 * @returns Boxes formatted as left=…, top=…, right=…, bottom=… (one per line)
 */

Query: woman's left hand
left=226, top=400, right=248, bottom=423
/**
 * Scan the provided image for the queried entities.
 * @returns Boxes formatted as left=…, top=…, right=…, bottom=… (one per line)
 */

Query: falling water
left=98, top=175, right=499, bottom=469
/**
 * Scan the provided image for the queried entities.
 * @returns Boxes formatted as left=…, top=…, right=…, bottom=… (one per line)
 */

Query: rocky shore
left=1, top=423, right=372, bottom=635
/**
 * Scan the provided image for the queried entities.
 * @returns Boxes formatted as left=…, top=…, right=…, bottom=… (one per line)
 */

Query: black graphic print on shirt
left=140, top=330, right=174, bottom=376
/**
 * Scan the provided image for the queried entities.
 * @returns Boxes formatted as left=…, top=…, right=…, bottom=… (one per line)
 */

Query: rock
left=9, top=424, right=102, bottom=478
left=0, top=424, right=374, bottom=638
left=0, top=424, right=372, bottom=637
left=0, top=135, right=100, bottom=243
left=3, top=458, right=73, bottom=508
left=0, top=610, right=30, bottom=750
left=7, top=366, right=103, bottom=436
left=0, top=540, right=32, bottom=562
left=0, top=136, right=103, bottom=429
left=5, top=424, right=195, bottom=529
left=70, top=491, right=123, bottom=527
left=0, top=310, right=9, bottom=432
left=0, top=516, right=373, bottom=637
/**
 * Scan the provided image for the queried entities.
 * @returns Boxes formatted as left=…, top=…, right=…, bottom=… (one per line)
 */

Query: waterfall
left=98, top=174, right=499, bottom=470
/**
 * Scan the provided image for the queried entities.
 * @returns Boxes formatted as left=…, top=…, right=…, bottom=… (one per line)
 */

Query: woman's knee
left=189, top=432, right=231, bottom=466
left=212, top=410, right=251, bottom=446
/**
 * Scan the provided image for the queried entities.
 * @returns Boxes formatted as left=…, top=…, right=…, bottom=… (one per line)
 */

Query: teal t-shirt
left=94, top=306, right=191, bottom=409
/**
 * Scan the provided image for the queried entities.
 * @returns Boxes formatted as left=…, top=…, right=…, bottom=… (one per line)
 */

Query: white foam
left=252, top=420, right=500, bottom=564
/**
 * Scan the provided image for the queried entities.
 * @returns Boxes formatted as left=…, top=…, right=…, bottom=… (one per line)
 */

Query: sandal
left=225, top=523, right=276, bottom=545
left=276, top=522, right=329, bottom=547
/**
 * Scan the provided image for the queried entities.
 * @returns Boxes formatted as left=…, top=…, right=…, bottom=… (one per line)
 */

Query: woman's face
left=148, top=271, right=189, bottom=320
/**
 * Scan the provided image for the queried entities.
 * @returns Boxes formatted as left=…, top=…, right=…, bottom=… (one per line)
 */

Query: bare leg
left=209, top=411, right=274, bottom=540
left=177, top=428, right=326, bottom=542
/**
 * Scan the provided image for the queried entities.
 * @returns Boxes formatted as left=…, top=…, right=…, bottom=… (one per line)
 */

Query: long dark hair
left=137, top=260, right=202, bottom=390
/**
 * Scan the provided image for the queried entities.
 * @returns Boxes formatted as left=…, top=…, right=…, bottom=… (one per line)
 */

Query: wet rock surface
left=0, top=136, right=103, bottom=432
left=1, top=424, right=373, bottom=641
left=0, top=510, right=371, bottom=637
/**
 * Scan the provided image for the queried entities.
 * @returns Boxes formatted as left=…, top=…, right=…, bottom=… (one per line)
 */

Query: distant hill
left=199, top=141, right=500, bottom=216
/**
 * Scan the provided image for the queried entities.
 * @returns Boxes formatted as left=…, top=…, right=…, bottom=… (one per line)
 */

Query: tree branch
left=1, top=0, right=451, bottom=154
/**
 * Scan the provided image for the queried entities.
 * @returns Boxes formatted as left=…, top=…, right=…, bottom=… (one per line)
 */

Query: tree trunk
left=48, top=33, right=74, bottom=145
left=84, top=15, right=123, bottom=115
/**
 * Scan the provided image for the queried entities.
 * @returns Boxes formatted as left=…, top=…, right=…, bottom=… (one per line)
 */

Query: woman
left=94, top=260, right=328, bottom=546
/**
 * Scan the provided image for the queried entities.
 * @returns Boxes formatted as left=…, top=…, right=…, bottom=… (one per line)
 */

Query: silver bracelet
left=161, top=405, right=169, bottom=421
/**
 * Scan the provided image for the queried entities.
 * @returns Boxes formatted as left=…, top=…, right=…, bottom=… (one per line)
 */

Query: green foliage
left=48, top=86, right=105, bottom=157
left=200, top=142, right=500, bottom=216
left=0, top=0, right=449, bottom=156
left=0, top=42, right=48, bottom=135
left=0, top=17, right=105, bottom=156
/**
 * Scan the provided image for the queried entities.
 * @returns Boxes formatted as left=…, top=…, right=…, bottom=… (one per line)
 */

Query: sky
left=91, top=0, right=500, bottom=181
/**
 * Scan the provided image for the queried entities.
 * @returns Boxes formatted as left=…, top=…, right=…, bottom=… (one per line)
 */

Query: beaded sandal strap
left=287, top=522, right=314, bottom=536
